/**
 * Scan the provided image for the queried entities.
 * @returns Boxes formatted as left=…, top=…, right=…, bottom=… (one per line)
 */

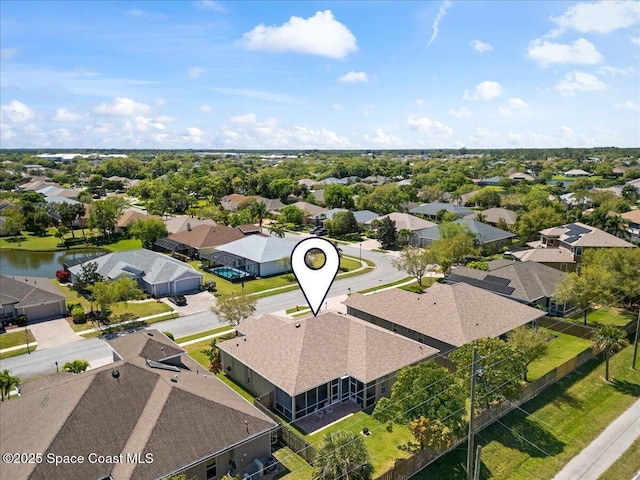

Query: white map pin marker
left=291, top=237, right=340, bottom=317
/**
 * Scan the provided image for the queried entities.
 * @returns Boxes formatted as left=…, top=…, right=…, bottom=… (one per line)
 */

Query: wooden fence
left=374, top=346, right=596, bottom=480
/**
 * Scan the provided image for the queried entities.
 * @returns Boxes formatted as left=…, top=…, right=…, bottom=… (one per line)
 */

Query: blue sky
left=1, top=1, right=639, bottom=149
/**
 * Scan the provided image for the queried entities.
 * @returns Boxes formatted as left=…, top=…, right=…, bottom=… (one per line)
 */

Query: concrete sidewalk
left=553, top=398, right=640, bottom=480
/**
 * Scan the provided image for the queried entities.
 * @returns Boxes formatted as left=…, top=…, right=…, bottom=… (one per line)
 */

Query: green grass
left=565, top=308, right=634, bottom=328
left=527, top=328, right=593, bottom=381
left=215, top=373, right=257, bottom=403
left=399, top=277, right=436, bottom=293
left=272, top=447, right=314, bottom=480
left=0, top=345, right=37, bottom=359
left=414, top=345, right=640, bottom=480
left=0, top=229, right=141, bottom=252
left=175, top=325, right=234, bottom=344
left=303, top=410, right=416, bottom=475
left=357, top=277, right=415, bottom=294
left=67, top=300, right=173, bottom=332
left=598, top=436, right=640, bottom=480
left=0, top=329, right=36, bottom=350
left=103, top=238, right=142, bottom=252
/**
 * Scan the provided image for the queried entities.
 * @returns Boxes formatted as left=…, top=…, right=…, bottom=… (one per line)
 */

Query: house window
left=380, top=376, right=387, bottom=395
left=245, top=366, right=251, bottom=385
left=418, top=334, right=424, bottom=343
left=207, top=461, right=217, bottom=480
left=392, top=324, right=398, bottom=333
left=575, top=247, right=583, bottom=257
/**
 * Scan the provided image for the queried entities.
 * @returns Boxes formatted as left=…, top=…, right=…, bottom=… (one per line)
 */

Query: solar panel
left=484, top=275, right=511, bottom=285
left=448, top=275, right=515, bottom=296
left=565, top=224, right=591, bottom=235
left=564, top=235, right=581, bottom=244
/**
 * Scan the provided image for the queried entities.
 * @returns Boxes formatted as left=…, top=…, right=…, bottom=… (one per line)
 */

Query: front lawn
left=0, top=345, right=37, bottom=359
left=526, top=328, right=592, bottom=381
left=598, top=435, right=640, bottom=480
left=0, top=329, right=36, bottom=350
left=414, top=345, right=640, bottom=480
left=175, top=326, right=234, bottom=344
left=304, top=410, right=416, bottom=475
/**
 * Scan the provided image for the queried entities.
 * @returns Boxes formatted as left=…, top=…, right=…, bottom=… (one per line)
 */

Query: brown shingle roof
left=539, top=222, right=635, bottom=248
left=219, top=312, right=437, bottom=395
left=168, top=224, right=245, bottom=249
left=343, top=283, right=545, bottom=348
left=117, top=210, right=161, bottom=228
left=621, top=209, right=640, bottom=224
left=108, top=330, right=185, bottom=362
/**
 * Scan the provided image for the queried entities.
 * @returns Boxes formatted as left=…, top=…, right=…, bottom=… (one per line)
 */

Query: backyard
left=0, top=228, right=143, bottom=252
left=526, top=328, right=592, bottom=381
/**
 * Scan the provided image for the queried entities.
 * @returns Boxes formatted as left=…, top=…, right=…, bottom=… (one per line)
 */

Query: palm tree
left=250, top=201, right=268, bottom=233
left=0, top=369, right=20, bottom=401
left=63, top=359, right=90, bottom=373
left=474, top=212, right=487, bottom=223
left=268, top=222, right=286, bottom=238
left=312, top=431, right=373, bottom=480
left=592, top=326, right=629, bottom=381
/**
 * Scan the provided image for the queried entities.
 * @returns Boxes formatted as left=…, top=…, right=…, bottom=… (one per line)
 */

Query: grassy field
left=272, top=447, right=314, bottom=480
left=562, top=308, right=635, bottom=327
left=598, top=435, right=640, bottom=480
left=0, top=329, right=36, bottom=350
left=303, top=410, right=416, bottom=475
left=78, top=311, right=179, bottom=338
left=175, top=326, right=234, bottom=344
left=0, top=345, right=37, bottom=359
left=414, top=345, right=640, bottom=480
left=0, top=228, right=143, bottom=252
left=527, top=328, right=592, bottom=381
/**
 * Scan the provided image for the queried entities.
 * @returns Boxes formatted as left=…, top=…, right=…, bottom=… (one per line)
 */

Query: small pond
left=0, top=248, right=108, bottom=279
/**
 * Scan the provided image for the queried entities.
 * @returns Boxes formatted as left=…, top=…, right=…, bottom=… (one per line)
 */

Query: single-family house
left=411, top=218, right=515, bottom=252
left=164, top=216, right=218, bottom=234
left=509, top=172, right=536, bottom=182
left=559, top=192, right=593, bottom=209
left=220, top=194, right=248, bottom=212
left=298, top=178, right=321, bottom=188
left=203, top=235, right=296, bottom=278
left=409, top=202, right=473, bottom=220
left=17, top=177, right=56, bottom=192
left=564, top=169, right=591, bottom=177
left=620, top=209, right=640, bottom=243
left=344, top=283, right=545, bottom=354
left=447, top=260, right=571, bottom=316
left=0, top=275, right=67, bottom=326
left=464, top=207, right=517, bottom=227
left=285, top=201, right=328, bottom=220
left=218, top=312, right=437, bottom=421
left=157, top=224, right=247, bottom=258
left=474, top=176, right=504, bottom=186
left=68, top=249, right=203, bottom=296
left=117, top=210, right=162, bottom=231
left=1, top=330, right=278, bottom=480
left=365, top=212, right=436, bottom=233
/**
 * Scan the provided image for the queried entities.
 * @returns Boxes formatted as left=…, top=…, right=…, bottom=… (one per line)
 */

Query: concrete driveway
left=159, top=291, right=217, bottom=315
left=28, top=318, right=83, bottom=349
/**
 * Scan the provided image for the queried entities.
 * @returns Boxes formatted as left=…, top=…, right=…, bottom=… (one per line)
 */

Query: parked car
left=168, top=294, right=187, bottom=306
left=310, top=225, right=328, bottom=236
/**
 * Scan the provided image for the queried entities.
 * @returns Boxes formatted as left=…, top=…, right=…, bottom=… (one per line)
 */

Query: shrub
left=56, top=269, right=71, bottom=283
left=71, top=307, right=86, bottom=324
left=163, top=331, right=175, bottom=341
left=15, top=315, right=28, bottom=327
left=67, top=302, right=81, bottom=314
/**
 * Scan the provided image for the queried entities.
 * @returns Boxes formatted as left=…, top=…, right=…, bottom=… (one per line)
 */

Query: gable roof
left=343, top=283, right=545, bottom=348
left=1, top=336, right=276, bottom=480
left=164, top=216, right=218, bottom=234
left=512, top=248, right=576, bottom=264
left=0, top=275, right=65, bottom=308
left=409, top=202, right=473, bottom=217
left=539, top=222, right=635, bottom=248
left=108, top=330, right=186, bottom=362
left=464, top=207, right=518, bottom=226
left=353, top=210, right=380, bottom=223
left=448, top=261, right=566, bottom=302
left=564, top=169, right=591, bottom=176
left=219, top=312, right=437, bottom=395
left=621, top=209, right=640, bottom=224
left=289, top=201, right=327, bottom=216
left=414, top=219, right=515, bottom=244
left=168, top=224, right=245, bottom=249
left=117, top=210, right=161, bottom=228
left=67, top=249, right=202, bottom=284
left=215, top=235, right=296, bottom=264
left=365, top=212, right=436, bottom=231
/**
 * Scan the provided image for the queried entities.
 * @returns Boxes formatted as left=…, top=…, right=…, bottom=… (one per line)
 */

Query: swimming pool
left=211, top=266, right=254, bottom=282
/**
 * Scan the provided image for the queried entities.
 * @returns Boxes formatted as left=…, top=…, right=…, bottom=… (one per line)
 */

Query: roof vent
left=170, top=377, right=178, bottom=383
left=147, top=332, right=153, bottom=336
left=112, top=369, right=120, bottom=379
left=295, top=323, right=301, bottom=328
left=187, top=223, right=191, bottom=231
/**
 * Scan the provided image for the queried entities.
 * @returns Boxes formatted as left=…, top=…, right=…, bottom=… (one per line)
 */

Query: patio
left=294, top=401, right=361, bottom=435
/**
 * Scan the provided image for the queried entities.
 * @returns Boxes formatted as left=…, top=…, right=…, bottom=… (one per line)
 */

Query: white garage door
left=21, top=302, right=64, bottom=322
left=172, top=277, right=201, bottom=294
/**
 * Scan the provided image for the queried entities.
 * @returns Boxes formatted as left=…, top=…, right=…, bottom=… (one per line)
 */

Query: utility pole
left=632, top=307, right=639, bottom=370
left=466, top=340, right=479, bottom=480
left=473, top=445, right=482, bottom=480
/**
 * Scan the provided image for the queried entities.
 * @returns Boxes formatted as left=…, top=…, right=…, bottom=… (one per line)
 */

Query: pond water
left=0, top=248, right=108, bottom=279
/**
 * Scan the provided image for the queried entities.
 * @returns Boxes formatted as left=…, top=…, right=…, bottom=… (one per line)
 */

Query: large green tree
left=211, top=293, right=257, bottom=326
left=393, top=246, right=437, bottom=286
left=89, top=197, right=125, bottom=237
left=130, top=218, right=168, bottom=249
left=515, top=206, right=565, bottom=243
left=279, top=205, right=305, bottom=227
left=327, top=211, right=359, bottom=237
left=428, top=223, right=479, bottom=274
left=507, top=327, right=549, bottom=381
left=323, top=184, right=355, bottom=209
left=371, top=216, right=397, bottom=249
left=312, top=431, right=373, bottom=480
left=359, top=184, right=409, bottom=215
left=592, top=326, right=628, bottom=381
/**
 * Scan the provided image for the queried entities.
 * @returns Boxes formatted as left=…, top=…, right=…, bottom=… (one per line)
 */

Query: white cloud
left=416, top=99, right=425, bottom=107
left=94, top=97, right=152, bottom=116
left=615, top=100, right=639, bottom=111
left=474, top=127, right=499, bottom=138
left=470, top=40, right=492, bottom=53
left=427, top=1, right=452, bottom=47
left=448, top=106, right=471, bottom=118
left=364, top=128, right=403, bottom=147
left=499, top=97, right=528, bottom=116
left=337, top=71, right=368, bottom=84
left=554, top=71, right=606, bottom=96
left=557, top=125, right=574, bottom=137
left=241, top=10, right=357, bottom=59
left=407, top=116, right=453, bottom=138
left=1, top=100, right=36, bottom=123
left=197, top=104, right=213, bottom=113
left=188, top=67, right=205, bottom=78
left=629, top=35, right=640, bottom=46
left=463, top=81, right=503, bottom=101
left=550, top=1, right=640, bottom=35
left=195, top=0, right=226, bottom=12
left=53, top=108, right=86, bottom=122
left=1, top=47, right=19, bottom=61
left=154, top=115, right=176, bottom=123
left=598, top=65, right=633, bottom=76
left=527, top=38, right=603, bottom=66
left=230, top=113, right=257, bottom=124
left=212, top=87, right=296, bottom=104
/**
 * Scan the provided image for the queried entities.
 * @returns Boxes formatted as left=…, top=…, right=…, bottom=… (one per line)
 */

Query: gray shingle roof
left=409, top=202, right=473, bottom=217
left=365, top=212, right=436, bottom=231
left=413, top=219, right=515, bottom=244
left=0, top=275, right=66, bottom=308
left=67, top=249, right=203, bottom=284
left=215, top=235, right=297, bottom=264
left=219, top=312, right=437, bottom=395
left=464, top=207, right=518, bottom=226
left=343, top=283, right=545, bottom=348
